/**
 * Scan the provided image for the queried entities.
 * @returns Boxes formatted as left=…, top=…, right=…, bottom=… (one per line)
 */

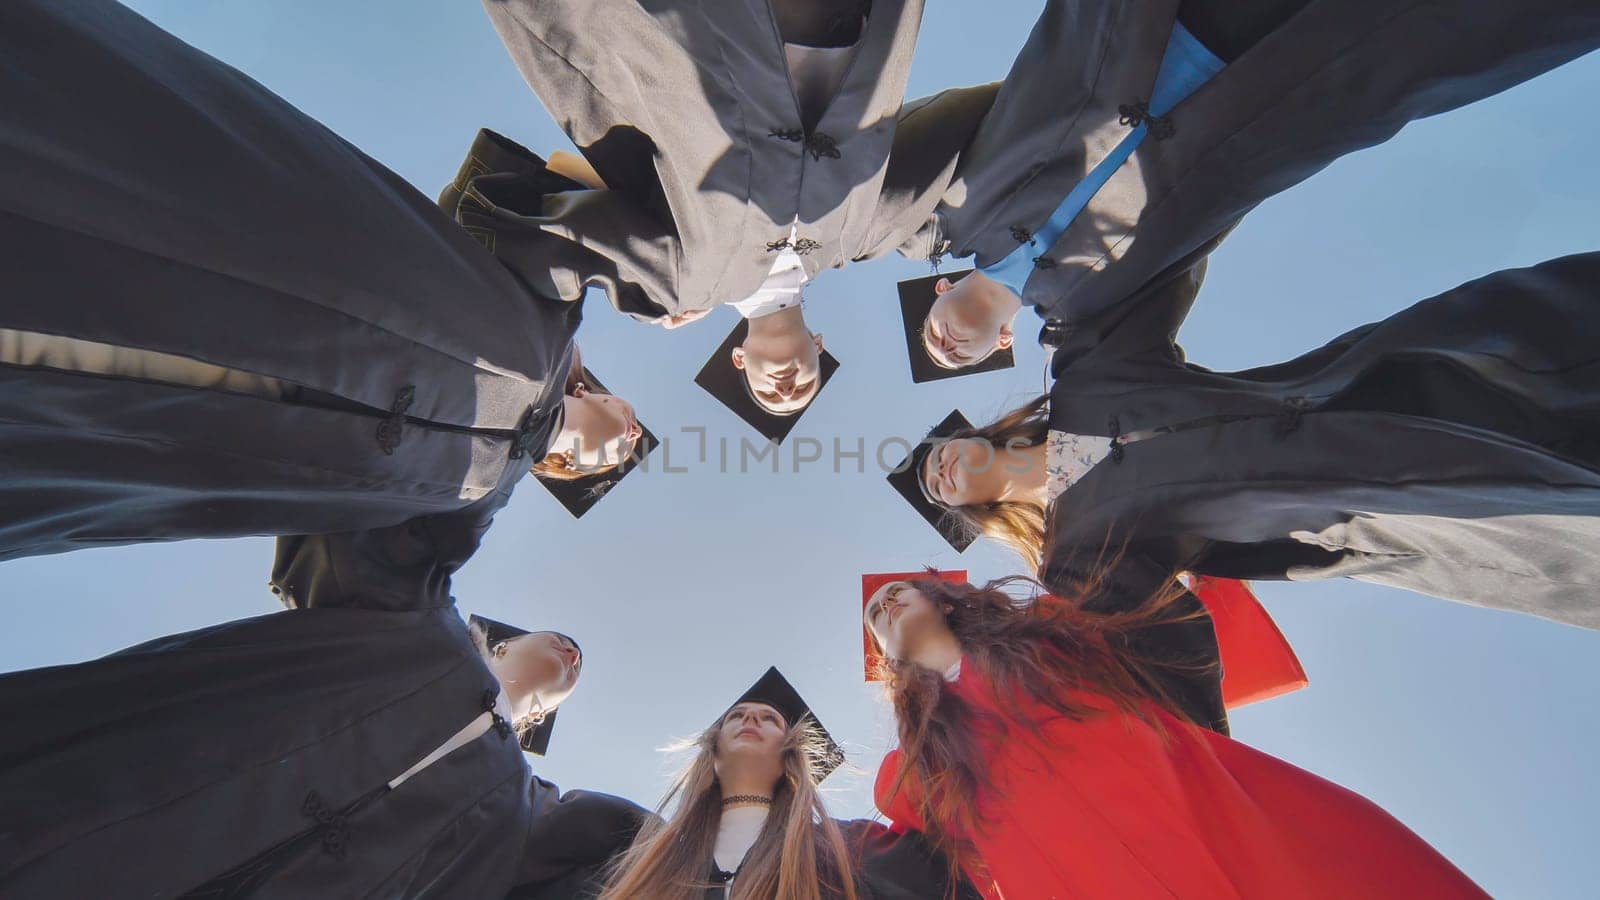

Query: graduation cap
left=694, top=319, right=840, bottom=444
left=719, top=667, right=845, bottom=783
left=533, top=368, right=659, bottom=518
left=860, top=570, right=968, bottom=681
left=898, top=271, right=1016, bottom=383
left=884, top=409, right=977, bottom=552
left=468, top=614, right=582, bottom=756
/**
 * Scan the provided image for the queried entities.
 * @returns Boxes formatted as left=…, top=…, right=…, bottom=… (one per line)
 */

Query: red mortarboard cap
left=860, top=570, right=968, bottom=681
left=1184, top=577, right=1309, bottom=708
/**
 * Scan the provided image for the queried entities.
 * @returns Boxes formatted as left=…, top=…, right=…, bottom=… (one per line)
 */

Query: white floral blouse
left=1047, top=427, right=1163, bottom=501
left=1045, top=430, right=1115, bottom=501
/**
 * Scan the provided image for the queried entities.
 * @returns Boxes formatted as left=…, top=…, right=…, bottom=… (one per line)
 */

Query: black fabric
left=180, top=785, right=389, bottom=899
left=507, top=782, right=655, bottom=900
left=0, top=0, right=579, bottom=563
left=0, top=604, right=531, bottom=898
left=0, top=451, right=629, bottom=898
left=1176, top=0, right=1315, bottom=62
left=842, top=819, right=984, bottom=900
left=1027, top=0, right=1600, bottom=329
left=772, top=0, right=870, bottom=47
left=930, top=0, right=1600, bottom=335
left=1042, top=253, right=1600, bottom=629
left=482, top=0, right=974, bottom=321
left=503, top=794, right=977, bottom=900
left=689, top=819, right=980, bottom=900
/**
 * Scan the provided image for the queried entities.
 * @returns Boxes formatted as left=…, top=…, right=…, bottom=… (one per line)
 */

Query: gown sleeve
left=1048, top=249, right=1211, bottom=373
left=856, top=82, right=1000, bottom=264
left=442, top=128, right=676, bottom=323
left=270, top=485, right=511, bottom=613
left=837, top=816, right=984, bottom=900
left=506, top=778, right=656, bottom=900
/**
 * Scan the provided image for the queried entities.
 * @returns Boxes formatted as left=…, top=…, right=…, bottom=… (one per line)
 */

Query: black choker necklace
left=721, top=794, right=773, bottom=807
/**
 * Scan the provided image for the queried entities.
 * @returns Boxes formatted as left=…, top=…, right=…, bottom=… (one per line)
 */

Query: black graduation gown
left=917, top=0, right=1600, bottom=347
left=695, top=819, right=982, bottom=900
left=478, top=0, right=996, bottom=322
left=507, top=783, right=653, bottom=900
left=0, top=0, right=578, bottom=562
left=0, top=461, right=625, bottom=897
left=0, top=574, right=529, bottom=895
left=1040, top=252, right=1600, bottom=629
left=507, top=804, right=981, bottom=900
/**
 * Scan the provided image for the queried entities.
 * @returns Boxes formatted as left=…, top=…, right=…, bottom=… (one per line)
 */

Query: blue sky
left=3, top=2, right=1598, bottom=896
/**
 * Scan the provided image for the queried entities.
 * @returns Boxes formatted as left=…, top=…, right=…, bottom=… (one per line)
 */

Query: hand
left=656, top=307, right=713, bottom=330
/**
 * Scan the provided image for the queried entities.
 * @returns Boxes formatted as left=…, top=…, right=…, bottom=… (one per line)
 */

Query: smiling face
left=863, top=581, right=952, bottom=663
left=921, top=437, right=1009, bottom=508
left=495, top=631, right=583, bottom=712
left=732, top=331, right=825, bottom=415
left=922, top=275, right=1016, bottom=370
left=557, top=387, right=642, bottom=470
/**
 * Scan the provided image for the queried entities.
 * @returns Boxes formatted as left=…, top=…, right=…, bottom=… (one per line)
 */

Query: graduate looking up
left=596, top=668, right=977, bottom=900
left=0, top=0, right=641, bottom=563
left=915, top=0, right=1600, bottom=369
left=862, top=573, right=1489, bottom=899
left=0, top=488, right=617, bottom=898
left=899, top=253, right=1600, bottom=630
left=477, top=0, right=996, bottom=416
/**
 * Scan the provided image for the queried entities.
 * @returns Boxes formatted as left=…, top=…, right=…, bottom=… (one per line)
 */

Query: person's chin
left=728, top=735, right=772, bottom=753
left=759, top=398, right=809, bottom=416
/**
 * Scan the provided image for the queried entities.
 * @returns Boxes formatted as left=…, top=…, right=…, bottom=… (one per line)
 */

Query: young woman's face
left=923, top=275, right=1015, bottom=370
left=716, top=702, right=788, bottom=767
left=921, top=438, right=1008, bottom=507
left=731, top=331, right=825, bottom=415
left=863, top=581, right=950, bottom=662
left=496, top=631, right=583, bottom=711
left=558, top=388, right=642, bottom=469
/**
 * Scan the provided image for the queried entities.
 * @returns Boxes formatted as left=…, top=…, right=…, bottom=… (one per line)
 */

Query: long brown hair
left=871, top=567, right=1209, bottom=888
left=935, top=395, right=1050, bottom=569
left=531, top=344, right=631, bottom=481
left=598, top=717, right=859, bottom=900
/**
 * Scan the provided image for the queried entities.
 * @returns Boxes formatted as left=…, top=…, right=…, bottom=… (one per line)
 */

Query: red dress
left=874, top=661, right=1487, bottom=900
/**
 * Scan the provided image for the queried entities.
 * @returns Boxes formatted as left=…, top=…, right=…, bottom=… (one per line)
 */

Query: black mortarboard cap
left=534, top=368, right=659, bottom=518
left=885, top=409, right=977, bottom=552
left=469, top=614, right=582, bottom=757
left=694, top=319, right=840, bottom=444
left=898, top=271, right=1016, bottom=383
left=721, top=667, right=845, bottom=783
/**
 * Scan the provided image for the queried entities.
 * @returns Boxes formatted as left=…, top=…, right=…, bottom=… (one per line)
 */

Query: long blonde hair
left=937, top=395, right=1051, bottom=569
left=598, top=717, right=858, bottom=900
